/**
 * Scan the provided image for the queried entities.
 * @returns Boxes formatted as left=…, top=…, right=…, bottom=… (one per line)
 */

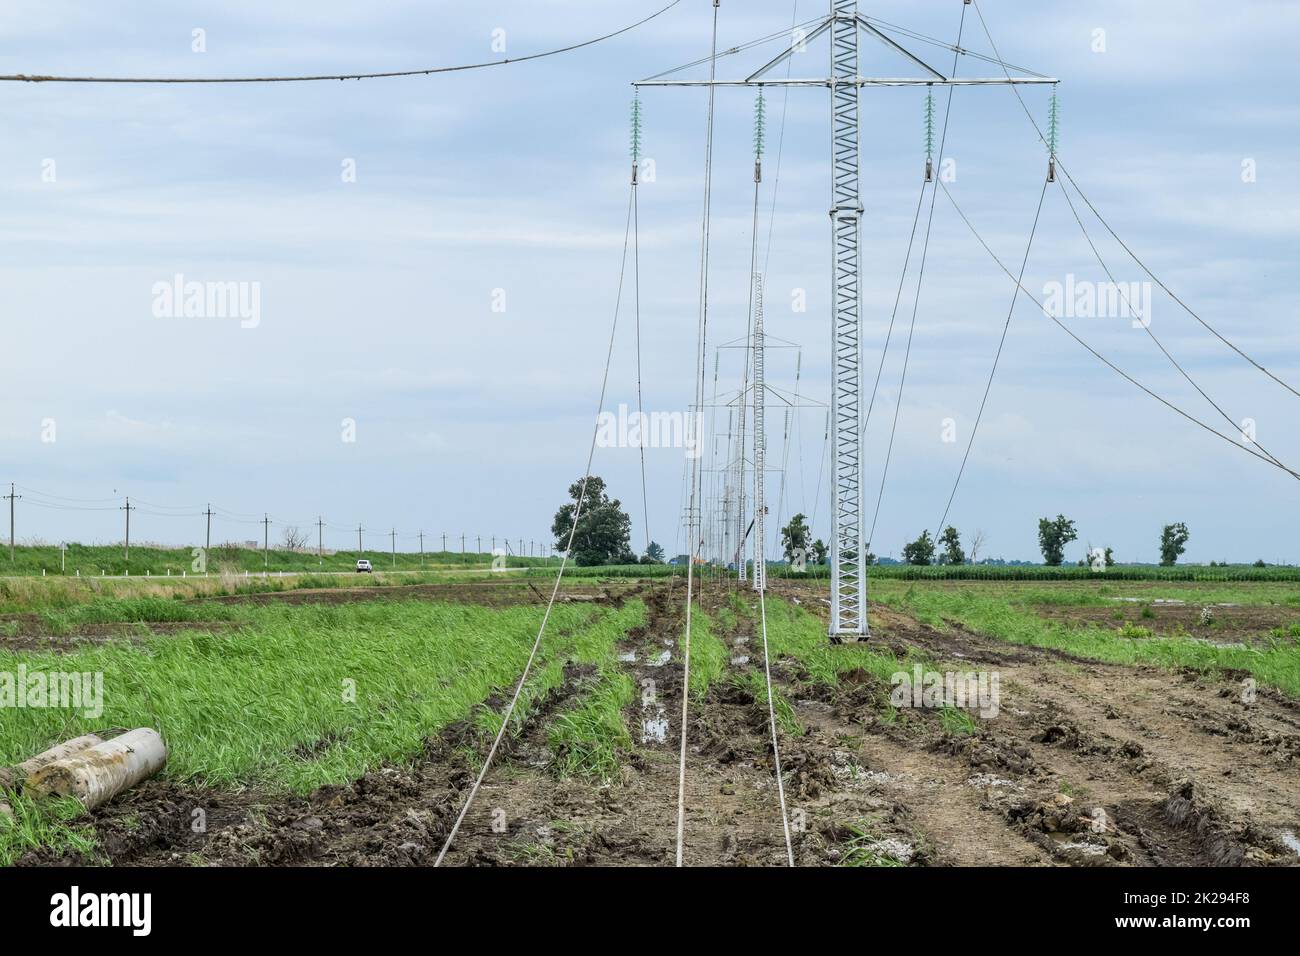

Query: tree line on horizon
left=547, top=477, right=1273, bottom=570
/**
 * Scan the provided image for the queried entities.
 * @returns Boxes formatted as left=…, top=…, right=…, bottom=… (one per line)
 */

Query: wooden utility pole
left=204, top=504, right=214, bottom=555
left=121, top=496, right=136, bottom=561
left=5, top=483, right=19, bottom=562
left=357, top=524, right=364, bottom=554
left=262, top=514, right=271, bottom=567
left=317, top=516, right=324, bottom=560
left=390, top=528, right=397, bottom=567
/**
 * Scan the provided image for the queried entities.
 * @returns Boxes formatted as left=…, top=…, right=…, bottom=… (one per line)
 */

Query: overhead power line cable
left=867, top=1, right=968, bottom=548
left=639, top=15, right=826, bottom=83
left=934, top=177, right=1050, bottom=534
left=1, top=1, right=685, bottom=84
left=677, top=0, right=721, bottom=870
left=1054, top=179, right=1296, bottom=477
left=435, top=183, right=640, bottom=867
left=969, top=0, right=1300, bottom=402
left=938, top=180, right=1300, bottom=482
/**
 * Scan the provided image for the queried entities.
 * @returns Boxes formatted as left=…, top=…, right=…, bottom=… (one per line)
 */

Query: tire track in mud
left=822, top=598, right=1300, bottom=867
left=440, top=583, right=796, bottom=866
left=786, top=700, right=1052, bottom=866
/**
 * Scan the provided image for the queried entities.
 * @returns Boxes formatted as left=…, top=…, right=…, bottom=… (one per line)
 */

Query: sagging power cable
left=1, top=1, right=685, bottom=84
left=934, top=177, right=1049, bottom=534
left=434, top=183, right=640, bottom=867
left=867, top=0, right=968, bottom=548
left=970, top=0, right=1300, bottom=402
left=1054, top=180, right=1296, bottom=477
left=938, top=180, right=1300, bottom=482
left=676, top=0, right=721, bottom=870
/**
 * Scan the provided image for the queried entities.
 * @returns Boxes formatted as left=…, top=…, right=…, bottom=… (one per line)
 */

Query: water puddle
left=966, top=773, right=1018, bottom=790
left=1280, top=830, right=1300, bottom=858
left=641, top=715, right=668, bottom=744
left=1058, top=839, right=1107, bottom=857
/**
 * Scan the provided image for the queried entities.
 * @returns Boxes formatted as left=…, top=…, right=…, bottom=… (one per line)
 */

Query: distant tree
left=1037, top=515, right=1078, bottom=566
left=1105, top=546, right=1115, bottom=568
left=902, top=530, right=935, bottom=566
left=1253, top=559, right=1267, bottom=568
left=939, top=526, right=964, bottom=565
left=812, top=539, right=829, bottom=566
left=863, top=547, right=877, bottom=566
left=1159, top=522, right=1190, bottom=566
left=968, top=529, right=988, bottom=565
left=642, top=541, right=665, bottom=564
left=781, top=513, right=812, bottom=562
left=551, top=476, right=633, bottom=566
left=281, top=525, right=309, bottom=551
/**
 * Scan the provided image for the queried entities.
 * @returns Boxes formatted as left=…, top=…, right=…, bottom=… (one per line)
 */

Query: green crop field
left=0, top=594, right=645, bottom=864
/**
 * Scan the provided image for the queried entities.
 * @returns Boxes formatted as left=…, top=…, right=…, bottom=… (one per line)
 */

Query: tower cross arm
left=635, top=76, right=1055, bottom=88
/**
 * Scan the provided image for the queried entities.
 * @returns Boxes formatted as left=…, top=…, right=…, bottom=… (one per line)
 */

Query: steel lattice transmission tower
left=639, top=1, right=1054, bottom=638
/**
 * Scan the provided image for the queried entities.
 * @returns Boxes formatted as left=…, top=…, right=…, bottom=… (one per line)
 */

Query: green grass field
left=872, top=578, right=1300, bottom=697
left=0, top=596, right=645, bottom=863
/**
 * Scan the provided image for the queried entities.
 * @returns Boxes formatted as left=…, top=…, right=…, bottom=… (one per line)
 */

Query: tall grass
left=0, top=598, right=645, bottom=862
left=0, top=567, right=546, bottom=615
left=881, top=587, right=1300, bottom=697
left=761, top=596, right=917, bottom=686
left=687, top=611, right=728, bottom=697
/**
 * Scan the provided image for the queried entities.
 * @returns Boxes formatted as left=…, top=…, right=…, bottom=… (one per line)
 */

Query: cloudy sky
left=1, top=0, right=1296, bottom=564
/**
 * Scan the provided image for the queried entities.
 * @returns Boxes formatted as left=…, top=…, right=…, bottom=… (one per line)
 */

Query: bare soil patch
left=1032, top=601, right=1300, bottom=646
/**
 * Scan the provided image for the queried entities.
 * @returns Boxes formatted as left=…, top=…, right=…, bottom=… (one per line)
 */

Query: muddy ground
left=1031, top=600, right=1300, bottom=647
left=15, top=578, right=1300, bottom=867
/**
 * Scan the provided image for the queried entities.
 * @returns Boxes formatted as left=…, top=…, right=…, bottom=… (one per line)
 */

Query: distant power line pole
left=442, top=532, right=447, bottom=554
left=317, top=516, right=324, bottom=560
left=121, top=496, right=136, bottom=561
left=419, top=530, right=424, bottom=566
left=476, top=535, right=481, bottom=554
left=357, top=524, right=364, bottom=554
left=5, top=483, right=20, bottom=562
left=262, top=514, right=271, bottom=567
left=390, top=528, right=397, bottom=567
left=204, top=504, right=214, bottom=554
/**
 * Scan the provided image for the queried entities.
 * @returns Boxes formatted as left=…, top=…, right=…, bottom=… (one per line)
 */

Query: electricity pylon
left=638, top=0, right=1054, bottom=638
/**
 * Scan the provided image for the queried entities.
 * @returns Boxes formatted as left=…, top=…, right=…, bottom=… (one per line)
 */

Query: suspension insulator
left=925, top=158, right=934, bottom=183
